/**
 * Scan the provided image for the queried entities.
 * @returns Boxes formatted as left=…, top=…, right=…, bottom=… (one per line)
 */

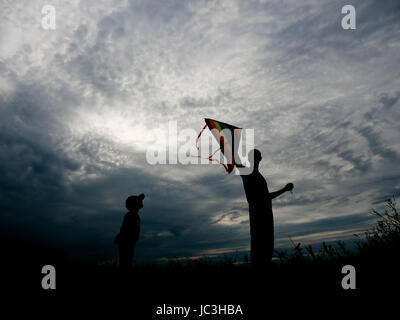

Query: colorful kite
left=195, top=118, right=242, bottom=173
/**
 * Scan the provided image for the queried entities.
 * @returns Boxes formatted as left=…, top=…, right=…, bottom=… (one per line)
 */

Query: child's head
left=126, top=193, right=145, bottom=211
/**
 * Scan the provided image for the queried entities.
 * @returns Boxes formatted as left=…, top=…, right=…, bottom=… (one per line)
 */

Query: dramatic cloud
left=1, top=0, right=399, bottom=263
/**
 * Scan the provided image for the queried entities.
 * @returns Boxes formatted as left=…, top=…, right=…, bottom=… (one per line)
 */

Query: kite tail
left=192, top=124, right=230, bottom=173
left=195, top=124, right=207, bottom=150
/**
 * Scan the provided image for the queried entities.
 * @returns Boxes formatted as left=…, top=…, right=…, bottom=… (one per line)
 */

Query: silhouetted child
left=115, top=193, right=145, bottom=269
left=237, top=149, right=293, bottom=266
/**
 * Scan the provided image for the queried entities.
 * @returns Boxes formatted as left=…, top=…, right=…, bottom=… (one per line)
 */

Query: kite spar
left=195, top=118, right=242, bottom=173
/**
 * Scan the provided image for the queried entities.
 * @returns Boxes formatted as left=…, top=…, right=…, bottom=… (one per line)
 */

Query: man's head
left=126, top=193, right=145, bottom=211
left=248, top=149, right=262, bottom=167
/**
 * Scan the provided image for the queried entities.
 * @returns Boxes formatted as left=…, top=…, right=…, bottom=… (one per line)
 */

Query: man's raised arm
left=269, top=183, right=294, bottom=200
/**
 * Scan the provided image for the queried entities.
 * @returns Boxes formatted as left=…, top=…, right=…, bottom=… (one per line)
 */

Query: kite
left=195, top=118, right=242, bottom=173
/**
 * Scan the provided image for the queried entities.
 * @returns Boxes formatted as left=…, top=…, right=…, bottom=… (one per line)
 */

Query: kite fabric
left=195, top=118, right=242, bottom=173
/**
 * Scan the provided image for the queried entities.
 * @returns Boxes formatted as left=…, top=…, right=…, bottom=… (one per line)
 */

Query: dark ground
left=3, top=238, right=398, bottom=318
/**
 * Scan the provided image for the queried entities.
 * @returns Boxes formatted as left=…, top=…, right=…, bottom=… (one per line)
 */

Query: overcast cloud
left=1, top=0, right=399, bottom=263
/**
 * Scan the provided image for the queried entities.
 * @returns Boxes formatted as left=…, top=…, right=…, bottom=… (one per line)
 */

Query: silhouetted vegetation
left=275, top=197, right=400, bottom=265
left=6, top=197, right=400, bottom=316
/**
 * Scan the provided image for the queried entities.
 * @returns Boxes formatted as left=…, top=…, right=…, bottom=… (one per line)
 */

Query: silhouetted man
left=115, top=193, right=145, bottom=268
left=238, top=149, right=293, bottom=266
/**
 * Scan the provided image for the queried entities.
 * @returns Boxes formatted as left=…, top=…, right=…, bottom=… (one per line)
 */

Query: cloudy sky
left=1, top=0, right=399, bottom=263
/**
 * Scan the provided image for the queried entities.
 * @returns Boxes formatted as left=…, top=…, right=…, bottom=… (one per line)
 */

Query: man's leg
left=250, top=235, right=257, bottom=265
left=251, top=234, right=264, bottom=266
left=268, top=213, right=274, bottom=263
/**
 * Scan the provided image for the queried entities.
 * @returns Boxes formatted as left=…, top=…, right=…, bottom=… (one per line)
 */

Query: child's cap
left=126, top=193, right=145, bottom=209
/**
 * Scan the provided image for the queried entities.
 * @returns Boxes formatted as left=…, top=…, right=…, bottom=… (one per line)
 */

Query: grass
left=274, top=197, right=400, bottom=265
left=94, top=196, right=400, bottom=271
left=6, top=197, right=400, bottom=304
left=117, top=196, right=399, bottom=269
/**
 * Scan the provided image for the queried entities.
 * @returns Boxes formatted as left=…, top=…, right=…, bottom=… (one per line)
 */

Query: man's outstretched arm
left=269, top=183, right=294, bottom=200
